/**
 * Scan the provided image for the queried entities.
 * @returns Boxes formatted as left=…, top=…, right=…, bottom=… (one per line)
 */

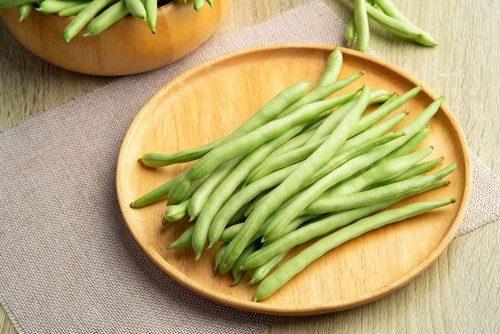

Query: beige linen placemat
left=1, top=1, right=499, bottom=333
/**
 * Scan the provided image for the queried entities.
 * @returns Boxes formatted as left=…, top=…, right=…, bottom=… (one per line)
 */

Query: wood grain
left=1, top=0, right=499, bottom=333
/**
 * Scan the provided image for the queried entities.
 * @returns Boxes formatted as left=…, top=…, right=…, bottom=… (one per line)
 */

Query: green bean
left=169, top=90, right=358, bottom=203
left=261, top=96, right=445, bottom=241
left=362, top=1, right=436, bottom=46
left=213, top=243, right=228, bottom=271
left=301, top=130, right=405, bottom=194
left=351, top=86, right=421, bottom=137
left=344, top=18, right=356, bottom=45
left=278, top=75, right=362, bottom=119
left=314, top=46, right=343, bottom=88
left=144, top=0, right=157, bottom=33
left=243, top=177, right=449, bottom=273
left=192, top=126, right=305, bottom=259
left=261, top=95, right=444, bottom=241
left=193, top=0, right=203, bottom=11
left=262, top=144, right=433, bottom=241
left=373, top=0, right=437, bottom=46
left=0, top=0, right=35, bottom=9
left=162, top=174, right=208, bottom=222
left=84, top=0, right=129, bottom=37
left=36, top=0, right=87, bottom=14
left=186, top=156, right=245, bottom=218
left=248, top=252, right=288, bottom=285
left=124, top=0, right=146, bottom=19
left=367, top=156, right=444, bottom=189
left=167, top=224, right=195, bottom=249
left=305, top=164, right=455, bottom=214
left=367, top=89, right=393, bottom=104
left=209, top=164, right=299, bottom=245
left=163, top=199, right=190, bottom=223
left=248, top=110, right=408, bottom=185
left=373, top=124, right=430, bottom=167
left=218, top=85, right=371, bottom=272
left=17, top=2, right=32, bottom=21
left=140, top=81, right=311, bottom=168
left=231, top=241, right=258, bottom=285
left=261, top=121, right=322, bottom=161
left=249, top=87, right=391, bottom=183
left=246, top=195, right=403, bottom=271
left=253, top=198, right=454, bottom=301
left=62, top=0, right=117, bottom=42
left=58, top=2, right=88, bottom=16
left=305, top=96, right=359, bottom=144
left=326, top=146, right=434, bottom=197
left=130, top=170, right=187, bottom=208
left=354, top=0, right=370, bottom=52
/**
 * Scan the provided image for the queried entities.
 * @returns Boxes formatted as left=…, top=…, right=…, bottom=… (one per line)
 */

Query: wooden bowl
left=0, top=0, right=231, bottom=76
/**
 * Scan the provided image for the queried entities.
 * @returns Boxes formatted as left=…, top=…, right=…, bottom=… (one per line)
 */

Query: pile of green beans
left=0, top=0, right=213, bottom=42
left=345, top=0, right=437, bottom=52
left=132, top=47, right=455, bottom=301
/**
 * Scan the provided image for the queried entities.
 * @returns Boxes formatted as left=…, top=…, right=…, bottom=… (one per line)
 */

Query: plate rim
left=116, top=43, right=472, bottom=315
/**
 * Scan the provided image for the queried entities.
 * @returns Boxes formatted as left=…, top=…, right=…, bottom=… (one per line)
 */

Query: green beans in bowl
left=0, top=0, right=231, bottom=75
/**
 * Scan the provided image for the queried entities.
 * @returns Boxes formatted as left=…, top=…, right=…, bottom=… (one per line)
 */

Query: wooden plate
left=116, top=44, right=471, bottom=315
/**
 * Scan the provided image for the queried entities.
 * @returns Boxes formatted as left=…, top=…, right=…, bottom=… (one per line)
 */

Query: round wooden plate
left=116, top=44, right=471, bottom=315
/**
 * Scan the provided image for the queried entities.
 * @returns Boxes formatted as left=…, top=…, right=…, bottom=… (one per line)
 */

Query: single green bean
left=193, top=0, right=203, bottom=10
left=84, top=0, right=129, bottom=37
left=213, top=243, right=228, bottom=271
left=130, top=170, right=187, bottom=208
left=163, top=199, right=190, bottom=223
left=167, top=224, right=195, bottom=249
left=36, top=0, right=88, bottom=14
left=219, top=85, right=371, bottom=272
left=17, top=2, right=32, bottom=20
left=354, top=0, right=370, bottom=52
left=248, top=252, right=288, bottom=285
left=125, top=0, right=146, bottom=19
left=314, top=46, right=343, bottom=88
left=231, top=241, right=258, bottom=285
left=144, top=0, right=157, bottom=33
left=62, top=0, right=117, bottom=42
left=253, top=198, right=454, bottom=301
left=344, top=18, right=356, bottom=45
left=58, top=2, right=88, bottom=16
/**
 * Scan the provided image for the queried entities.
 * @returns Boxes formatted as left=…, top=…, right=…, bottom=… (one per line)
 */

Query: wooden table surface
left=1, top=1, right=499, bottom=333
